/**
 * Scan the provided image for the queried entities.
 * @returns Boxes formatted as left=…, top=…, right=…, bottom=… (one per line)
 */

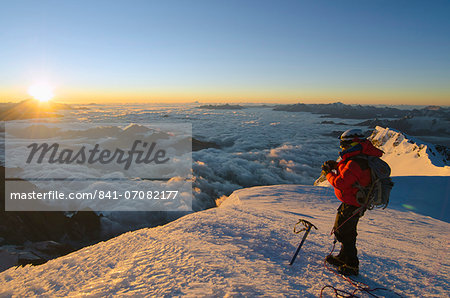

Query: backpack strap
left=348, top=154, right=369, bottom=171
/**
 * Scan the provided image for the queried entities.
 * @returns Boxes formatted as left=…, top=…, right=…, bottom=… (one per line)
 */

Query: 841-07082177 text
left=97, top=190, right=179, bottom=200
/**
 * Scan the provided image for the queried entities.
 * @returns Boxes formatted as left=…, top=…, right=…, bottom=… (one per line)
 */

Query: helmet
left=339, top=129, right=364, bottom=141
left=339, top=129, right=364, bottom=149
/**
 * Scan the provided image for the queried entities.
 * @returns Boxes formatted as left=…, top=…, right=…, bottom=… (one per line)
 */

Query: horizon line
left=1, top=98, right=449, bottom=108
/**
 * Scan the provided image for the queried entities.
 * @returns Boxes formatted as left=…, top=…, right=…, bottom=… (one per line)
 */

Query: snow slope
left=0, top=185, right=448, bottom=297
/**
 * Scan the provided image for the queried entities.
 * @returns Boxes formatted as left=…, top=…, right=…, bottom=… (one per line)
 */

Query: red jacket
left=326, top=140, right=383, bottom=207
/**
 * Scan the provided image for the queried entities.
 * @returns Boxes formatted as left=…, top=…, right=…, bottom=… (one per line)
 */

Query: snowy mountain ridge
left=0, top=185, right=448, bottom=297
left=368, top=126, right=449, bottom=176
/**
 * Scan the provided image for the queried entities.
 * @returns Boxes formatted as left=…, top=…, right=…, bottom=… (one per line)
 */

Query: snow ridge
left=0, top=185, right=448, bottom=297
left=369, top=126, right=450, bottom=176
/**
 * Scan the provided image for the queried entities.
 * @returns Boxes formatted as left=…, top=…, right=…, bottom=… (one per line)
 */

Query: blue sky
left=1, top=0, right=449, bottom=104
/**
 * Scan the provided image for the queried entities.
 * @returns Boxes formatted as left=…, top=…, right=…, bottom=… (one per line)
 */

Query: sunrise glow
left=28, top=83, right=54, bottom=102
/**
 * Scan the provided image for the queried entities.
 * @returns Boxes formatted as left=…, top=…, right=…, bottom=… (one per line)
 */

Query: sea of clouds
left=1, top=104, right=366, bottom=234
left=66, top=104, right=365, bottom=207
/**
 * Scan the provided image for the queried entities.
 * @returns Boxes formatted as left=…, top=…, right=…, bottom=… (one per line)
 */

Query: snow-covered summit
left=369, top=126, right=449, bottom=176
left=0, top=185, right=448, bottom=297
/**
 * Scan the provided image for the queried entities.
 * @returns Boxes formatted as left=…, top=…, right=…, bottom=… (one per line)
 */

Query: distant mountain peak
left=369, top=126, right=449, bottom=176
left=423, top=105, right=442, bottom=111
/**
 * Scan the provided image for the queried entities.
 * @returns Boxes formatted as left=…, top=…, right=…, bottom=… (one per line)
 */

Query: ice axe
left=289, top=219, right=317, bottom=266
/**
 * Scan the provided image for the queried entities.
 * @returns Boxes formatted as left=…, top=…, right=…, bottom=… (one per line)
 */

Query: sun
left=28, top=82, right=54, bottom=102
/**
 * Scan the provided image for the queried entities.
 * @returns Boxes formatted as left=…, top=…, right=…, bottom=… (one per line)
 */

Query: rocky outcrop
left=0, top=166, right=102, bottom=271
left=0, top=241, right=74, bottom=271
left=192, top=138, right=221, bottom=151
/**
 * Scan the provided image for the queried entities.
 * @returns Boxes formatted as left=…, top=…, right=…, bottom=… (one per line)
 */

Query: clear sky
left=1, top=0, right=449, bottom=105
